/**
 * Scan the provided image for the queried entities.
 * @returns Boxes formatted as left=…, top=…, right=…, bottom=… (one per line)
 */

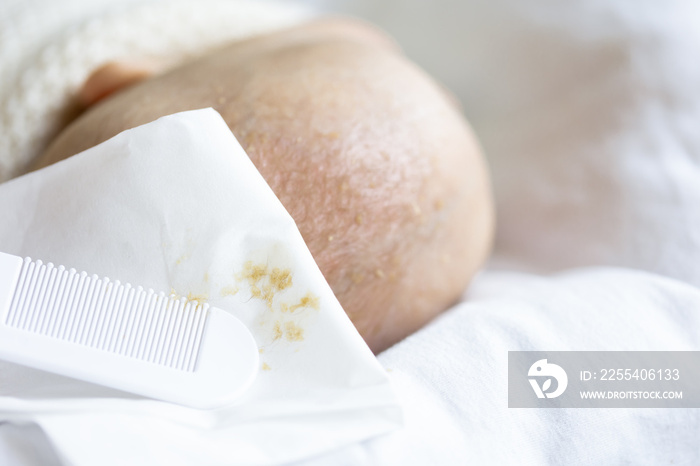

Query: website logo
left=528, top=359, right=568, bottom=399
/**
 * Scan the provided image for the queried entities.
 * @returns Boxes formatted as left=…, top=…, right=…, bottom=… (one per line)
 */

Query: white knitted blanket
left=0, top=0, right=311, bottom=182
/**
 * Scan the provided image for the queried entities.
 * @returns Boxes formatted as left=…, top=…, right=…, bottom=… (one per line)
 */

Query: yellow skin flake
left=269, top=268, right=292, bottom=292
left=283, top=321, right=304, bottom=341
left=240, top=262, right=294, bottom=310
left=289, top=292, right=320, bottom=313
left=170, top=288, right=208, bottom=304
left=273, top=321, right=283, bottom=340
left=243, top=262, right=268, bottom=283
left=271, top=320, right=305, bottom=342
left=350, top=272, right=365, bottom=284
left=261, top=362, right=271, bottom=371
left=261, top=285, right=274, bottom=308
left=220, top=285, right=239, bottom=296
left=238, top=262, right=319, bottom=343
left=186, top=292, right=209, bottom=303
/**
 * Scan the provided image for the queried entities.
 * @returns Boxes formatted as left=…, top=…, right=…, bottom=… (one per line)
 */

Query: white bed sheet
left=4, top=0, right=700, bottom=463
left=294, top=268, right=700, bottom=465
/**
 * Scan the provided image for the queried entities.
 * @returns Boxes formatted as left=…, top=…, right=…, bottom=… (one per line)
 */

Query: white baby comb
left=0, top=251, right=258, bottom=409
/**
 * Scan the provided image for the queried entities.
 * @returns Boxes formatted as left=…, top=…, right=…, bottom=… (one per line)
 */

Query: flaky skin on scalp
left=36, top=19, right=494, bottom=353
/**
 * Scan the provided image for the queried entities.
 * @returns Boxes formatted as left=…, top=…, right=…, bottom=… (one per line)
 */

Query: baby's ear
left=79, top=59, right=162, bottom=107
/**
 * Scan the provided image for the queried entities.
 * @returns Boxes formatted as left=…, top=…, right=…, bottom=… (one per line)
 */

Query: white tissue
left=0, top=108, right=401, bottom=466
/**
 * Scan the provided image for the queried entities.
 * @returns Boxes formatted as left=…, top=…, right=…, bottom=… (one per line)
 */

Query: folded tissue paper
left=0, top=108, right=401, bottom=466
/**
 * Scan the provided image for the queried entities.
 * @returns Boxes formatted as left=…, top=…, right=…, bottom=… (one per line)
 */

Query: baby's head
left=34, top=18, right=493, bottom=353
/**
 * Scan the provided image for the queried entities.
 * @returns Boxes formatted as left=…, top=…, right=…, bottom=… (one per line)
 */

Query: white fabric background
left=3, top=0, right=700, bottom=464
left=296, top=269, right=700, bottom=464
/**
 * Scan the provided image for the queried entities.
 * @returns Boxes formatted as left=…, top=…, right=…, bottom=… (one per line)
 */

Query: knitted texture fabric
left=0, top=0, right=311, bottom=182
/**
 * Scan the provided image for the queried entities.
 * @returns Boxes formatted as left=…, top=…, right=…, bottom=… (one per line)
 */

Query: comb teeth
left=5, top=258, right=209, bottom=372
